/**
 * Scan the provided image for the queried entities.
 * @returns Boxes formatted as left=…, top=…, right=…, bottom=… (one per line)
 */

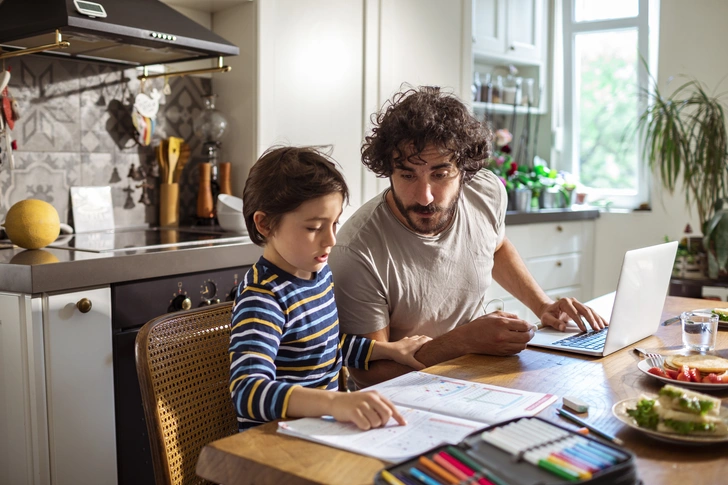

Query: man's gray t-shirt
left=329, top=169, right=508, bottom=341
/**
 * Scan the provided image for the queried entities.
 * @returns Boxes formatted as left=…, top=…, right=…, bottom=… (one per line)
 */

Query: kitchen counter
left=505, top=207, right=599, bottom=225
left=0, top=237, right=262, bottom=294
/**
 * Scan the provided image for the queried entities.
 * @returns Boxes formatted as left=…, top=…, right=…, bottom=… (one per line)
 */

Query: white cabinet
left=45, top=288, right=116, bottom=485
left=473, top=0, right=546, bottom=63
left=484, top=221, right=595, bottom=322
left=0, top=287, right=115, bottom=485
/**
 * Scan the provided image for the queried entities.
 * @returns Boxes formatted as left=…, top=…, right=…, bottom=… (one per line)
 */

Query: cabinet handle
left=556, top=261, right=563, bottom=267
left=556, top=225, right=563, bottom=232
left=76, top=298, right=92, bottom=313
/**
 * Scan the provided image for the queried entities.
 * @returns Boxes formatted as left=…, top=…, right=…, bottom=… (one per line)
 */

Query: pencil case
left=375, top=416, right=640, bottom=485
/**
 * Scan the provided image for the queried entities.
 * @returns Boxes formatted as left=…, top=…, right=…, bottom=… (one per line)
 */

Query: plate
left=612, top=397, right=728, bottom=445
left=637, top=359, right=728, bottom=391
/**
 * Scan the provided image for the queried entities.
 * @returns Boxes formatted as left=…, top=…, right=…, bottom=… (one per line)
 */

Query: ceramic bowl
left=217, top=194, right=243, bottom=213
left=217, top=210, right=247, bottom=233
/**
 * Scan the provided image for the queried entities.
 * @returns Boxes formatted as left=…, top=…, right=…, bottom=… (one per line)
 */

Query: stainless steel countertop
left=0, top=239, right=263, bottom=294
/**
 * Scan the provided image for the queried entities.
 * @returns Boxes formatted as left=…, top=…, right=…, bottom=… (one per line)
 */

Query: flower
left=494, top=129, right=513, bottom=148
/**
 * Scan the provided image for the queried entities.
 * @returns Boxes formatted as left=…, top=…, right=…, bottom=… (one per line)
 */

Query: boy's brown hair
left=243, top=146, right=349, bottom=246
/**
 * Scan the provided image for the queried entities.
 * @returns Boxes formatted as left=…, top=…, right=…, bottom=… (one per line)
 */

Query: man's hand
left=463, top=310, right=535, bottom=355
left=537, top=298, right=608, bottom=332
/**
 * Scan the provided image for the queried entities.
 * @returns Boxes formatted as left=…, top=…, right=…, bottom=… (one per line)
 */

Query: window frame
left=560, top=0, right=659, bottom=209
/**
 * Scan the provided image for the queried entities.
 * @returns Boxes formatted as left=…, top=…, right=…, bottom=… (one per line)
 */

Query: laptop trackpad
left=529, top=322, right=582, bottom=346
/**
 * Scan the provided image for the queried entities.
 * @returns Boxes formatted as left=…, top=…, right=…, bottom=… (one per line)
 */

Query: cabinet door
left=45, top=287, right=116, bottom=485
left=506, top=0, right=544, bottom=61
left=473, top=0, right=507, bottom=55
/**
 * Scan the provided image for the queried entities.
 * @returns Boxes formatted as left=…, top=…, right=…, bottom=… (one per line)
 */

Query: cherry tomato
left=648, top=367, right=667, bottom=378
left=665, top=369, right=679, bottom=380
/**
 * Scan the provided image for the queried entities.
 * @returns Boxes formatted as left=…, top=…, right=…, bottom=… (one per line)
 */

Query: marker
left=408, top=467, right=445, bottom=485
left=432, top=453, right=469, bottom=481
left=380, top=469, right=407, bottom=485
left=418, top=456, right=459, bottom=485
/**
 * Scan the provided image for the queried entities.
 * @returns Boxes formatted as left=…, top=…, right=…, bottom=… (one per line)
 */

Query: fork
left=645, top=352, right=665, bottom=370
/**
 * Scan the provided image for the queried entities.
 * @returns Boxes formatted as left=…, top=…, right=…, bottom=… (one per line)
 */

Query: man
left=329, top=86, right=607, bottom=387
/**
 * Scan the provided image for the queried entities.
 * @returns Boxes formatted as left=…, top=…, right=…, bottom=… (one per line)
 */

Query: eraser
left=563, top=396, right=589, bottom=413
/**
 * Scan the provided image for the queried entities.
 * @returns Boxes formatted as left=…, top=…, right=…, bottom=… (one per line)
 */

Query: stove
left=48, top=227, right=249, bottom=253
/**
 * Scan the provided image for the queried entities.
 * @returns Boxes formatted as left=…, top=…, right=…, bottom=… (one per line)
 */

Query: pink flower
left=496, top=156, right=505, bottom=166
left=498, top=176, right=507, bottom=186
left=495, top=129, right=513, bottom=148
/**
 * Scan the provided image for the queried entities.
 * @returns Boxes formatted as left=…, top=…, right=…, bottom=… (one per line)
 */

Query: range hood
left=0, top=0, right=239, bottom=66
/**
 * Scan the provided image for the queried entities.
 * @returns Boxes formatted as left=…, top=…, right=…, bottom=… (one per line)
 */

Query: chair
left=135, top=302, right=238, bottom=485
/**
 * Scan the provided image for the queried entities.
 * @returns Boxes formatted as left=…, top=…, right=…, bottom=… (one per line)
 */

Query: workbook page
left=278, top=406, right=483, bottom=463
left=369, top=371, right=557, bottom=423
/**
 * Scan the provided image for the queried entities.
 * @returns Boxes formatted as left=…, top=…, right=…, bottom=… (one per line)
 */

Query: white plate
left=637, top=359, right=728, bottom=391
left=676, top=308, right=728, bottom=328
left=612, top=397, right=728, bottom=445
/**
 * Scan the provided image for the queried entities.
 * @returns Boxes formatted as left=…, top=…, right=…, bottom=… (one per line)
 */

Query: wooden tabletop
left=196, top=296, right=728, bottom=485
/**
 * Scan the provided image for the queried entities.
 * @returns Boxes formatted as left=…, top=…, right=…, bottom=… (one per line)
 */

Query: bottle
left=197, top=162, right=215, bottom=220
left=219, top=162, right=232, bottom=196
left=472, top=72, right=482, bottom=103
left=481, top=73, right=492, bottom=104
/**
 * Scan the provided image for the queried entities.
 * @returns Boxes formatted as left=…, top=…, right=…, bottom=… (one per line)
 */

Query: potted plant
left=636, top=75, right=728, bottom=278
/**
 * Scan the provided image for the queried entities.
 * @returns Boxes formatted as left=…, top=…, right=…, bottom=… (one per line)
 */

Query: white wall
left=592, top=0, right=728, bottom=296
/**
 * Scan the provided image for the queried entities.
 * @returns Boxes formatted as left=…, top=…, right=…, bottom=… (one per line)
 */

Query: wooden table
left=196, top=296, right=728, bottom=485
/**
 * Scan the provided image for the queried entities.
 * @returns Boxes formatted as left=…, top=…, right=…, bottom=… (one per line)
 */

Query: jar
left=492, top=75, right=503, bottom=104
left=522, top=78, right=535, bottom=107
left=481, top=73, right=492, bottom=104
left=502, top=76, right=522, bottom=106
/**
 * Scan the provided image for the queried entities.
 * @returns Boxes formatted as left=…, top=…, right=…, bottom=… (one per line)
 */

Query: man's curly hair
left=361, top=86, right=492, bottom=183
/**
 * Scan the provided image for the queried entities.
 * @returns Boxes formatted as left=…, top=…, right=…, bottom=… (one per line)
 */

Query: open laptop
left=528, top=241, right=678, bottom=357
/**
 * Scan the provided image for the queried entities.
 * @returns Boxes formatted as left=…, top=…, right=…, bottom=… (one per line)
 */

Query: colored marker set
left=376, top=417, right=638, bottom=485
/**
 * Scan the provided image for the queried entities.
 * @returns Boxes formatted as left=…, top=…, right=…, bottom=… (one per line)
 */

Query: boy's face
left=386, top=144, right=462, bottom=236
left=261, top=192, right=343, bottom=280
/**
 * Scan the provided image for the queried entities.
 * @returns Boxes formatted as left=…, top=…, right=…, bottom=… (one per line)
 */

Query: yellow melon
left=3, top=199, right=61, bottom=249
left=9, top=249, right=60, bottom=265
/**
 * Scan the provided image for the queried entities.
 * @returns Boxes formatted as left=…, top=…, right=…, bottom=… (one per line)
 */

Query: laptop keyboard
left=552, top=327, right=608, bottom=350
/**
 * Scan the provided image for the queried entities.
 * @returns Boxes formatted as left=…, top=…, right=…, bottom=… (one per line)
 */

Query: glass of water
left=680, top=311, right=719, bottom=352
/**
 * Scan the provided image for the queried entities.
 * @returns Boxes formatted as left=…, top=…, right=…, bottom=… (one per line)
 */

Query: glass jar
left=193, top=94, right=228, bottom=143
left=502, top=76, right=522, bottom=106
left=493, top=75, right=503, bottom=104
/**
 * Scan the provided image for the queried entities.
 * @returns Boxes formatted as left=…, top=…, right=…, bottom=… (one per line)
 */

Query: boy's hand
left=388, top=335, right=432, bottom=370
left=330, top=391, right=406, bottom=430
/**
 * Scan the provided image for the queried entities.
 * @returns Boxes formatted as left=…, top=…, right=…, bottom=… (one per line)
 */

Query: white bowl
left=217, top=194, right=242, bottom=213
left=217, top=211, right=247, bottom=233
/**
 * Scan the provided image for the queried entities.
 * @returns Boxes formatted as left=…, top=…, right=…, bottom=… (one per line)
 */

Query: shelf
left=472, top=102, right=545, bottom=115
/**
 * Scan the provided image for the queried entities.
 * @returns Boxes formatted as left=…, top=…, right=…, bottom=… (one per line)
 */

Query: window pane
left=574, top=0, right=638, bottom=22
left=575, top=29, right=639, bottom=191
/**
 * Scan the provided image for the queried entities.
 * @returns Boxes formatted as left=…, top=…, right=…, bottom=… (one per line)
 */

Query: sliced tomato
left=664, top=369, right=679, bottom=380
left=676, top=371, right=690, bottom=382
left=688, top=367, right=701, bottom=382
left=703, top=373, right=717, bottom=383
left=648, top=367, right=667, bottom=378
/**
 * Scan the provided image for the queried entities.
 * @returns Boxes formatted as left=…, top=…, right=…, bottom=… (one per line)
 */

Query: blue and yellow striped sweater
left=229, top=257, right=374, bottom=430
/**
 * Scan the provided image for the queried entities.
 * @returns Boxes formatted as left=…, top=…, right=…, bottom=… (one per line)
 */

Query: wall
left=592, top=0, right=728, bottom=296
left=0, top=55, right=211, bottom=228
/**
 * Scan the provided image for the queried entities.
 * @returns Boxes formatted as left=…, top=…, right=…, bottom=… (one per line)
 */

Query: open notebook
left=528, top=241, right=678, bottom=357
left=278, top=372, right=556, bottom=462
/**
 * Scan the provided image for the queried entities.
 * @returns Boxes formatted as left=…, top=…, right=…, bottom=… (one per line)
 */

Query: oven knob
left=199, top=298, right=221, bottom=307
left=168, top=294, right=192, bottom=312
left=227, top=286, right=238, bottom=301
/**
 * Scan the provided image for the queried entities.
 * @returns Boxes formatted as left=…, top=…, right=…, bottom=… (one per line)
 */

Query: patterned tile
left=0, top=54, right=213, bottom=229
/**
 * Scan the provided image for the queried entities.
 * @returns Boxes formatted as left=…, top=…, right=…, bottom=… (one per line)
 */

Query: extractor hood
left=0, top=0, right=239, bottom=66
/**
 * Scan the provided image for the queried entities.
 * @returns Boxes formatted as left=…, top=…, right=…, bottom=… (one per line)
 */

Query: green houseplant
left=636, top=75, right=728, bottom=278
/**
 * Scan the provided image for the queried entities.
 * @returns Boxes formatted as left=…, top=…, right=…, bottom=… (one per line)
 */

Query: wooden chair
left=135, top=302, right=238, bottom=485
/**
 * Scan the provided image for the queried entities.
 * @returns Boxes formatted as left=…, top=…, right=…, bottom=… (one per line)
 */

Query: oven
left=111, top=265, right=249, bottom=485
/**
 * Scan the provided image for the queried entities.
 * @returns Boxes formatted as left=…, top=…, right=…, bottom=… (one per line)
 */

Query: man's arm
left=492, top=236, right=608, bottom=331
left=348, top=314, right=534, bottom=388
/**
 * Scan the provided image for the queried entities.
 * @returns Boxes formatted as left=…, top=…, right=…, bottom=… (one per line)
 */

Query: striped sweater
left=229, top=257, right=375, bottom=430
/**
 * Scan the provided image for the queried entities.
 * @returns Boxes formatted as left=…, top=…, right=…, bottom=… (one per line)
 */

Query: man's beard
left=390, top=186, right=460, bottom=235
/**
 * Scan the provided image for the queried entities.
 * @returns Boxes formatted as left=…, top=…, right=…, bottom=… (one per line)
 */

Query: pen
left=418, top=456, right=459, bottom=485
left=556, top=408, right=624, bottom=446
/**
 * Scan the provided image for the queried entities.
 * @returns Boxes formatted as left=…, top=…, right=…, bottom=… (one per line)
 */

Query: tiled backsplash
left=0, top=55, right=212, bottom=228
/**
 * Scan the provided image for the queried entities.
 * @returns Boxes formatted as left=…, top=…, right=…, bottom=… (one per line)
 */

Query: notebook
left=528, top=241, right=678, bottom=357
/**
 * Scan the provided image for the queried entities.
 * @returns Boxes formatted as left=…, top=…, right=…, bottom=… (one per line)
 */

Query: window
left=558, top=0, right=658, bottom=209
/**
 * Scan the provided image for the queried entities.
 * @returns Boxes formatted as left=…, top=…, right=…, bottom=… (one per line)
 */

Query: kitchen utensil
left=167, top=136, right=181, bottom=184
left=645, top=352, right=665, bottom=371
left=157, top=140, right=168, bottom=183
left=173, top=141, right=190, bottom=183
left=196, top=162, right=214, bottom=219
left=219, top=162, right=232, bottom=195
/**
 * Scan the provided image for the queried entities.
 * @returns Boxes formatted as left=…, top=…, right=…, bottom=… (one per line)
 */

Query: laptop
left=528, top=241, right=678, bottom=357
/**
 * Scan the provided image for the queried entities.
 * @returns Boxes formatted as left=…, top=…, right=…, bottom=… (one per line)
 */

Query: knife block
left=159, top=183, right=179, bottom=227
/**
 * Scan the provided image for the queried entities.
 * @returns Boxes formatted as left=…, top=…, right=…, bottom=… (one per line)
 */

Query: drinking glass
left=680, top=311, right=718, bottom=352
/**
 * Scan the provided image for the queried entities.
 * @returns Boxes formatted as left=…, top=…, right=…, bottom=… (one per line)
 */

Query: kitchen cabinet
left=0, top=287, right=115, bottom=485
left=473, top=0, right=546, bottom=63
left=213, top=0, right=472, bottom=210
left=483, top=221, right=595, bottom=322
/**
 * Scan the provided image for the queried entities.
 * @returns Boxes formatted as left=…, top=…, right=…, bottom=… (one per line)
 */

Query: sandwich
left=627, top=384, right=728, bottom=436
left=712, top=308, right=728, bottom=322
